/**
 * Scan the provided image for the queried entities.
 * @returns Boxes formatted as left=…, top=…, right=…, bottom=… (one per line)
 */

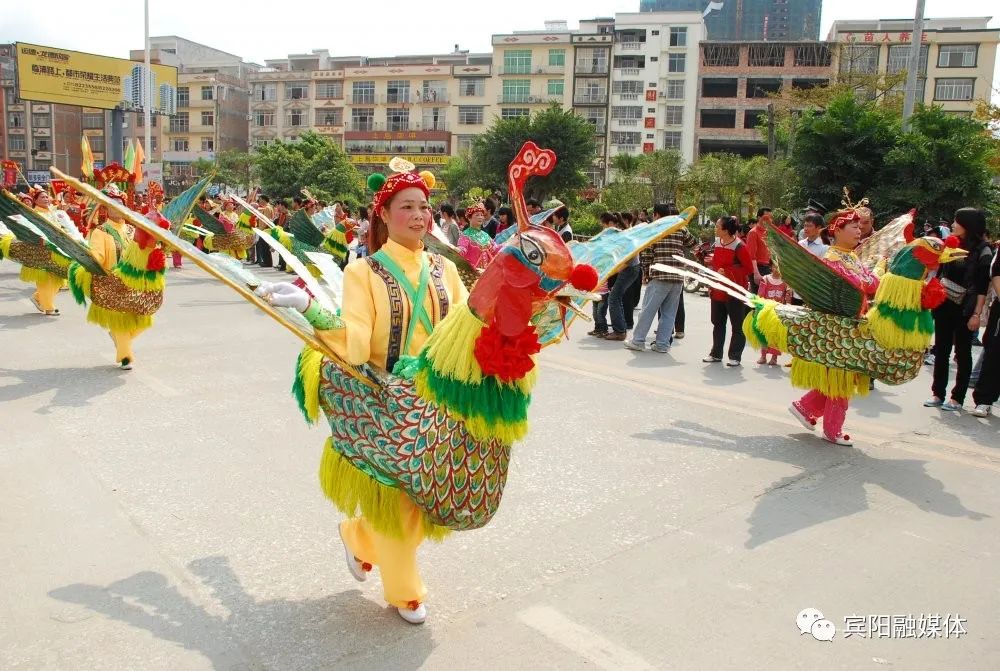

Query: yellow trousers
left=110, top=328, right=145, bottom=364
left=33, top=274, right=62, bottom=312
left=340, top=493, right=427, bottom=609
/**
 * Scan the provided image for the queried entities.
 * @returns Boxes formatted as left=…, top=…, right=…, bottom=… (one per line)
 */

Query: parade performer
left=0, top=191, right=72, bottom=316
left=656, top=207, right=967, bottom=446
left=192, top=202, right=256, bottom=260
left=64, top=186, right=171, bottom=370
left=54, top=144, right=696, bottom=626
left=457, top=202, right=499, bottom=271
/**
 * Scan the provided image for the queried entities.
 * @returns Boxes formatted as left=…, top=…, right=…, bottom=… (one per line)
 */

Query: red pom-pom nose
left=569, top=264, right=599, bottom=292
left=945, top=235, right=960, bottom=249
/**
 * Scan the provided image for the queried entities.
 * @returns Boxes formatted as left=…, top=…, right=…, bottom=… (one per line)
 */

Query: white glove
left=254, top=281, right=310, bottom=312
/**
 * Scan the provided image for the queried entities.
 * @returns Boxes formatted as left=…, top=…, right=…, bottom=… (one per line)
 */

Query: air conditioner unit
left=246, top=114, right=252, bottom=121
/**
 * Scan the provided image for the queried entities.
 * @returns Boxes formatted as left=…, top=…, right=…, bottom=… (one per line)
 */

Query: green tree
left=191, top=150, right=254, bottom=191
left=610, top=153, right=642, bottom=178
left=252, top=131, right=364, bottom=201
left=469, top=105, right=596, bottom=200
left=790, top=94, right=901, bottom=213
left=440, top=154, right=474, bottom=201
left=603, top=153, right=652, bottom=212
left=639, top=149, right=685, bottom=204
left=874, top=105, right=999, bottom=221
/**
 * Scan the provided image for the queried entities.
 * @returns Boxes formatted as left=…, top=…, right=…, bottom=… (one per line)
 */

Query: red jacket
left=745, top=224, right=771, bottom=265
left=711, top=239, right=753, bottom=302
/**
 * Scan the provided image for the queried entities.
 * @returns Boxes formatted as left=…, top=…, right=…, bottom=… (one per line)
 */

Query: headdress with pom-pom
left=370, top=157, right=435, bottom=216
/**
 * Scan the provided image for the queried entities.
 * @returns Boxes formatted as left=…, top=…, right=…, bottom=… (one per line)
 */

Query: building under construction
left=640, top=0, right=822, bottom=41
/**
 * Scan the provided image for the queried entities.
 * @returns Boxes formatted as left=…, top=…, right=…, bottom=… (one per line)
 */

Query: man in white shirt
left=793, top=213, right=829, bottom=305
left=438, top=203, right=462, bottom=246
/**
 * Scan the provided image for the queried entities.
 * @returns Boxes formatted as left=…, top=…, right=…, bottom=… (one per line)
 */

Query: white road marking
left=517, top=605, right=656, bottom=670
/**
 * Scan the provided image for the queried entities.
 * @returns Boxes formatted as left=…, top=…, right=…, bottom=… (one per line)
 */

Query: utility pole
left=767, top=102, right=776, bottom=161
left=901, top=0, right=927, bottom=131
left=143, top=0, right=152, bottom=188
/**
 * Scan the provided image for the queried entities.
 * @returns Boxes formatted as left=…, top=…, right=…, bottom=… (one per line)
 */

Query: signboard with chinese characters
left=26, top=170, right=51, bottom=184
left=644, top=117, right=656, bottom=129
left=347, top=154, right=450, bottom=166
left=15, top=42, right=178, bottom=112
left=642, top=143, right=655, bottom=154
left=645, top=90, right=657, bottom=102
left=839, top=31, right=930, bottom=44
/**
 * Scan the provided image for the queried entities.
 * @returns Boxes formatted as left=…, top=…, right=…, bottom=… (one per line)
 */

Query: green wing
left=1, top=215, right=44, bottom=246
left=191, top=206, right=229, bottom=235
left=0, top=192, right=104, bottom=275
left=162, top=174, right=214, bottom=234
left=288, top=210, right=324, bottom=247
left=765, top=222, right=862, bottom=318
left=534, top=207, right=698, bottom=346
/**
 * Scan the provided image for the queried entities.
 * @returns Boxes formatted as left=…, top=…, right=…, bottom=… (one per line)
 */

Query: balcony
left=169, top=123, right=190, bottom=133
left=617, top=41, right=644, bottom=51
left=613, top=118, right=641, bottom=127
left=573, top=93, right=608, bottom=105
left=497, top=94, right=559, bottom=104
left=613, top=92, right=641, bottom=102
left=343, top=121, right=451, bottom=132
left=498, top=65, right=566, bottom=76
left=575, top=63, right=609, bottom=75
left=615, top=67, right=641, bottom=77
left=419, top=90, right=449, bottom=104
left=346, top=94, right=377, bottom=105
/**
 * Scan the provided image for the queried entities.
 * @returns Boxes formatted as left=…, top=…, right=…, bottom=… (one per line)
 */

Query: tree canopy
left=469, top=106, right=596, bottom=200
left=252, top=132, right=364, bottom=202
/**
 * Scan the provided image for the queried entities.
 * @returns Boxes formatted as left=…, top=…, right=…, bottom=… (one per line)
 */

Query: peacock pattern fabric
left=318, top=361, right=511, bottom=535
left=769, top=303, right=924, bottom=386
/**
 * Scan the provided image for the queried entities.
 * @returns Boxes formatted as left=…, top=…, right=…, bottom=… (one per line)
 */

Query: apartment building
left=127, top=37, right=257, bottom=192
left=608, top=12, right=705, bottom=166
left=248, top=48, right=495, bottom=177
left=572, top=18, right=615, bottom=186
left=696, top=40, right=833, bottom=156
left=828, top=17, right=1000, bottom=115
left=641, top=0, right=823, bottom=42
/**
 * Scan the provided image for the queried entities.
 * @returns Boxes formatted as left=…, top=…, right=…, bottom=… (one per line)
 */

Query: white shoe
left=970, top=405, right=993, bottom=418
left=397, top=603, right=427, bottom=625
left=120, top=358, right=133, bottom=371
left=823, top=433, right=853, bottom=447
left=338, top=525, right=368, bottom=582
left=726, top=359, right=741, bottom=367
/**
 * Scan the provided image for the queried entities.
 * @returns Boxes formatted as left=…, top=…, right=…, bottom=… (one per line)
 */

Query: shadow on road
left=0, top=313, right=55, bottom=331
left=0, top=367, right=126, bottom=414
left=633, top=419, right=988, bottom=549
left=48, top=555, right=435, bottom=671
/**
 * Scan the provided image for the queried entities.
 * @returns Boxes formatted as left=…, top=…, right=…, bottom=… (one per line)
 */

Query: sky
left=1, top=0, right=997, bottom=66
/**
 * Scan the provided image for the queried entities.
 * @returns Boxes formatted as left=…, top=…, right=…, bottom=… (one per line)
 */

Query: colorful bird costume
left=655, top=208, right=967, bottom=445
left=0, top=191, right=75, bottom=316
left=50, top=143, right=695, bottom=623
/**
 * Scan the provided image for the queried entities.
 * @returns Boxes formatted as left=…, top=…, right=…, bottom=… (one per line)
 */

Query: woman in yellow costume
left=27, top=187, right=67, bottom=315
left=255, top=162, right=467, bottom=624
left=71, top=184, right=169, bottom=371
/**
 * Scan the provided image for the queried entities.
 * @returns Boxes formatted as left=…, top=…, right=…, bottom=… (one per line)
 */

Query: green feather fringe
left=871, top=303, right=933, bottom=334
left=67, top=262, right=90, bottom=305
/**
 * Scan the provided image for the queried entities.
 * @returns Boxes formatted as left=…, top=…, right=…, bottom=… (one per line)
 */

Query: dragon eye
left=520, top=236, right=545, bottom=265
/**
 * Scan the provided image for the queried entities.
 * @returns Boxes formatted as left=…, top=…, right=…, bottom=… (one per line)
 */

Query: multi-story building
left=828, top=17, right=1000, bottom=116
left=696, top=40, right=833, bottom=156
left=608, top=12, right=705, bottom=167
left=249, top=48, right=495, bottom=179
left=572, top=18, right=615, bottom=186
left=129, top=37, right=258, bottom=192
left=641, top=0, right=822, bottom=42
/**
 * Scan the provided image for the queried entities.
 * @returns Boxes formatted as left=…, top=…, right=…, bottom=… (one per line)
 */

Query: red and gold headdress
left=826, top=187, right=868, bottom=234
left=465, top=201, right=487, bottom=219
left=368, top=157, right=435, bottom=216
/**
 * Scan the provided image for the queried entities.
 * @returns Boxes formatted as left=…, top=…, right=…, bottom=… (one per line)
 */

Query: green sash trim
left=371, top=248, right=433, bottom=356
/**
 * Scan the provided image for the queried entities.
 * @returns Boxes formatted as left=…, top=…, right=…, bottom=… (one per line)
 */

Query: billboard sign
left=15, top=42, right=178, bottom=114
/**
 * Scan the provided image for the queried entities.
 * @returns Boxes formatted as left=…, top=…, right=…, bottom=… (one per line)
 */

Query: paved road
left=1, top=263, right=998, bottom=670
